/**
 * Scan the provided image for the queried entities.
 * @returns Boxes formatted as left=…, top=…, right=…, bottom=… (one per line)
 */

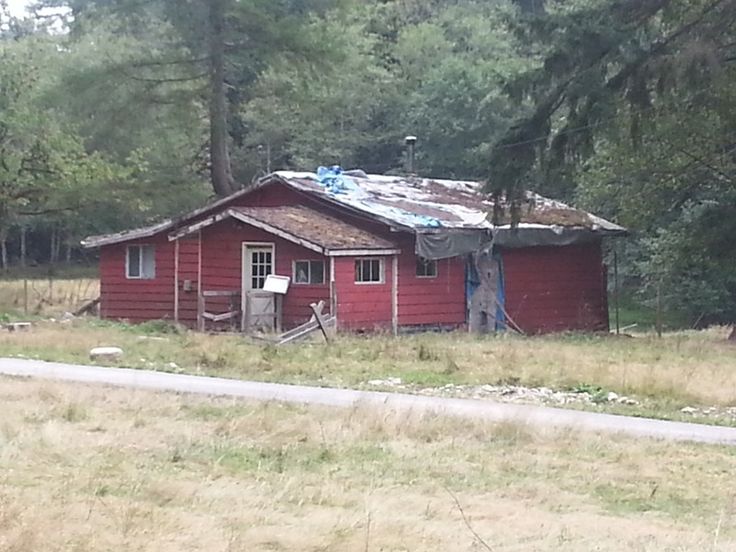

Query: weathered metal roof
left=82, top=169, right=625, bottom=249
left=271, top=170, right=626, bottom=234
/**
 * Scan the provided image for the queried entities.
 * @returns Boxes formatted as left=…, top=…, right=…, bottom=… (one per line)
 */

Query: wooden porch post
left=197, top=230, right=203, bottom=330
left=329, top=257, right=338, bottom=331
left=391, top=255, right=398, bottom=336
left=173, top=238, right=180, bottom=323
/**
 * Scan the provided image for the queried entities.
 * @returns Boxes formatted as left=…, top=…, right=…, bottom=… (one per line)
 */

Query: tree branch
left=444, top=487, right=493, bottom=552
left=126, top=72, right=208, bottom=83
left=131, top=56, right=210, bottom=68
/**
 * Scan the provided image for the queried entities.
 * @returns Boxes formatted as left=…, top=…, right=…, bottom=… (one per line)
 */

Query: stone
left=89, top=346, right=123, bottom=361
left=5, top=322, right=31, bottom=332
left=606, top=392, right=619, bottom=402
left=367, top=377, right=402, bottom=387
left=617, top=397, right=639, bottom=406
left=680, top=406, right=697, bottom=415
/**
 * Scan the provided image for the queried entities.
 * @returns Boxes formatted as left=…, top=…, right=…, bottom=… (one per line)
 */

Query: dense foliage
left=1, top=0, right=735, bottom=323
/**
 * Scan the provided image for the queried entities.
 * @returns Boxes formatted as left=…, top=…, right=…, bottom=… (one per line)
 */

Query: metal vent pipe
left=405, top=135, right=417, bottom=174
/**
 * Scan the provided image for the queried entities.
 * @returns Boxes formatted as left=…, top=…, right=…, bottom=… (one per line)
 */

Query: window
left=249, top=248, right=273, bottom=289
left=355, top=258, right=383, bottom=284
left=416, top=257, right=438, bottom=278
left=294, top=260, right=325, bottom=285
left=126, top=245, right=155, bottom=279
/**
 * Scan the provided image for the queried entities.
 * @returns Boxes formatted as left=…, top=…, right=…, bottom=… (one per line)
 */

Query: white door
left=242, top=243, right=275, bottom=330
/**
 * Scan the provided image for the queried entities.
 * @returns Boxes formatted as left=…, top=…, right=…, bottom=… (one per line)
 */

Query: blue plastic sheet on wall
left=494, top=250, right=506, bottom=331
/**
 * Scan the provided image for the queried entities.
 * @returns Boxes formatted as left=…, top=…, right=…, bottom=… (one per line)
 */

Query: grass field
left=0, top=276, right=99, bottom=318
left=2, top=276, right=736, bottom=424
left=2, top=318, right=735, bottom=417
left=1, top=377, right=736, bottom=551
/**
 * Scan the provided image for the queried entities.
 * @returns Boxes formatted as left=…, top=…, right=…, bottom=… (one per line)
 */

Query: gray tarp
left=415, top=226, right=623, bottom=259
left=415, top=230, right=493, bottom=260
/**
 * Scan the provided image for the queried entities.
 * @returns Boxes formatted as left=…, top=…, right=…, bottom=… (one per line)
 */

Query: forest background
left=1, top=0, right=735, bottom=325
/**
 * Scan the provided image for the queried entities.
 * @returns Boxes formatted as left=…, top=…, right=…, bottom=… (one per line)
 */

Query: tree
left=487, top=0, right=736, bottom=323
left=486, top=0, right=736, bottom=198
left=241, top=0, right=529, bottom=178
left=59, top=0, right=349, bottom=197
left=0, top=33, right=129, bottom=268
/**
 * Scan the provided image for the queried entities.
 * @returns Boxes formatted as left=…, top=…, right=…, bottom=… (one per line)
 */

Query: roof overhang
left=168, top=208, right=400, bottom=257
left=80, top=180, right=272, bottom=249
left=81, top=219, right=174, bottom=249
left=82, top=171, right=627, bottom=250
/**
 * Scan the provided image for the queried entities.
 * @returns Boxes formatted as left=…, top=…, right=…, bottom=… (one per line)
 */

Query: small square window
left=355, top=258, right=383, bottom=284
left=294, top=260, right=325, bottom=285
left=126, top=245, right=155, bottom=279
left=416, top=257, right=437, bottom=278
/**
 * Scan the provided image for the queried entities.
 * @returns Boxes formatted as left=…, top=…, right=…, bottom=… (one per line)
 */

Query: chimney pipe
left=405, top=135, right=417, bottom=174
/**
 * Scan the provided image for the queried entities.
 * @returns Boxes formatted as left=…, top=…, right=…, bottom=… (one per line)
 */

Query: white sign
left=263, top=274, right=291, bottom=294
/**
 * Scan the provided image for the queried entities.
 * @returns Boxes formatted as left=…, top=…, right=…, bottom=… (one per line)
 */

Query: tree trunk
left=19, top=225, right=26, bottom=268
left=55, top=230, right=62, bottom=262
left=50, top=226, right=58, bottom=264
left=0, top=233, right=7, bottom=271
left=208, top=0, right=236, bottom=198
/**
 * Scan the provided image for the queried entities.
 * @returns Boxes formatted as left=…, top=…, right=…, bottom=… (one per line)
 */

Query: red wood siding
left=200, top=219, right=330, bottom=328
left=502, top=242, right=608, bottom=333
left=97, top=181, right=610, bottom=334
left=176, top=234, right=200, bottom=325
left=394, top=236, right=466, bottom=327
left=99, top=235, right=175, bottom=322
left=333, top=256, right=393, bottom=331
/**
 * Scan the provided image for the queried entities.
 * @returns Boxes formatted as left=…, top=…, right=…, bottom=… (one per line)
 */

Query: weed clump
left=58, top=402, right=87, bottom=423
left=417, top=343, right=439, bottom=361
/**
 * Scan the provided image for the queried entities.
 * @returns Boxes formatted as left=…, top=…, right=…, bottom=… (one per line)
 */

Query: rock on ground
left=89, top=346, right=123, bottom=361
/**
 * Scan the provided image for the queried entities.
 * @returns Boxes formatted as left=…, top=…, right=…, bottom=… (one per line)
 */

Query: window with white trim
left=294, top=260, right=325, bottom=285
left=355, top=258, right=383, bottom=284
left=416, top=257, right=438, bottom=278
left=249, top=248, right=273, bottom=289
left=126, top=245, right=155, bottom=279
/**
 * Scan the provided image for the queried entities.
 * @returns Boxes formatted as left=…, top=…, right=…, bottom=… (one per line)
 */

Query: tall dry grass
left=0, top=277, right=99, bottom=317
left=2, top=320, right=736, bottom=411
left=0, top=378, right=735, bottom=551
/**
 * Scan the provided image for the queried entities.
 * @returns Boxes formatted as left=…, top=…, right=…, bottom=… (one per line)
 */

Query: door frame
left=241, top=242, right=276, bottom=330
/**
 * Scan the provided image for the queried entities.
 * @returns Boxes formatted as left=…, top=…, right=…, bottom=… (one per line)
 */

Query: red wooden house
left=82, top=169, right=625, bottom=334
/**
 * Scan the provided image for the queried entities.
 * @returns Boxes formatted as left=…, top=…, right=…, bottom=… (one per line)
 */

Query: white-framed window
left=126, top=244, right=156, bottom=279
left=249, top=248, right=273, bottom=289
left=293, top=260, right=325, bottom=285
left=355, top=258, right=384, bottom=284
left=416, top=257, right=438, bottom=278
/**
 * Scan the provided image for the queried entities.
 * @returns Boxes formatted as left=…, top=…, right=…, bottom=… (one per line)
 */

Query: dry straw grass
left=0, top=277, right=99, bottom=317
left=1, top=378, right=735, bottom=551
left=2, top=319, right=736, bottom=410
